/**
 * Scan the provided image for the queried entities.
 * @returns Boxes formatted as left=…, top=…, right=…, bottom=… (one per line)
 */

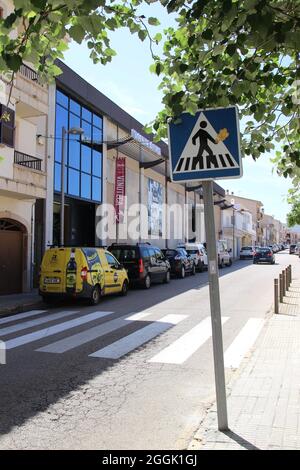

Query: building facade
left=46, top=61, right=227, bottom=252
left=0, top=0, right=49, bottom=294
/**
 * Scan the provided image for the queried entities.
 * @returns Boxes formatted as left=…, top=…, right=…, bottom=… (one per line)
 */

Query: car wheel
left=143, top=274, right=151, bottom=289
left=164, top=270, right=170, bottom=283
left=191, top=264, right=196, bottom=275
left=179, top=266, right=185, bottom=279
left=120, top=280, right=129, bottom=296
left=219, top=259, right=224, bottom=269
left=228, top=259, right=232, bottom=266
left=90, top=285, right=101, bottom=305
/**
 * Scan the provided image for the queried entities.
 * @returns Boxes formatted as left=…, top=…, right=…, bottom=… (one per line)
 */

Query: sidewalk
left=0, top=290, right=42, bottom=318
left=189, top=276, right=300, bottom=450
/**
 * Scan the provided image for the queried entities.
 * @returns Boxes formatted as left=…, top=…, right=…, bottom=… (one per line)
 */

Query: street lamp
left=60, top=126, right=84, bottom=246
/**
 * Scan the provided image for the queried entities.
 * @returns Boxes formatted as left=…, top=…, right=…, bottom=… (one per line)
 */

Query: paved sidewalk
left=0, top=290, right=42, bottom=318
left=189, top=278, right=300, bottom=450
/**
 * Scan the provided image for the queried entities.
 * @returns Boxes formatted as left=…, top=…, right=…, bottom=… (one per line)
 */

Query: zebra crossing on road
left=0, top=308, right=265, bottom=368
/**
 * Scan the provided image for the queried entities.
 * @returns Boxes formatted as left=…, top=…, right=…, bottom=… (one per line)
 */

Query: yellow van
left=39, top=247, right=129, bottom=305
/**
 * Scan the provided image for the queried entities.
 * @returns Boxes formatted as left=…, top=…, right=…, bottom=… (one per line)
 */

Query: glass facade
left=54, top=89, right=103, bottom=203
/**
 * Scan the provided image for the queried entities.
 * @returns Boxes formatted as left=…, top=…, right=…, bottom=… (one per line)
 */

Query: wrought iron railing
left=14, top=150, right=42, bottom=171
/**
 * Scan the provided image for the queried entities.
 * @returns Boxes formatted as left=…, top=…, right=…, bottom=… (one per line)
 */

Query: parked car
left=39, top=246, right=129, bottom=305
left=202, top=240, right=232, bottom=268
left=289, top=244, right=296, bottom=254
left=108, top=243, right=170, bottom=289
left=239, top=246, right=254, bottom=259
left=217, top=240, right=232, bottom=268
left=253, top=247, right=275, bottom=264
left=162, top=248, right=196, bottom=278
left=177, top=242, right=208, bottom=272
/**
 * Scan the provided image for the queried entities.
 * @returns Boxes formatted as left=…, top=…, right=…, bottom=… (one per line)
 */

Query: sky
left=62, top=2, right=292, bottom=223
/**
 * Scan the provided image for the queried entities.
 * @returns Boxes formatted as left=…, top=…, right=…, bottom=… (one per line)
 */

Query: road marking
left=36, top=310, right=159, bottom=354
left=0, top=310, right=47, bottom=326
left=224, top=318, right=264, bottom=369
left=4, top=311, right=113, bottom=350
left=0, top=310, right=79, bottom=336
left=148, top=316, right=229, bottom=364
left=89, top=314, right=187, bottom=359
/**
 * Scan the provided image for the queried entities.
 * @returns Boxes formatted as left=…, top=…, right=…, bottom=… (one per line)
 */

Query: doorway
left=0, top=219, right=26, bottom=295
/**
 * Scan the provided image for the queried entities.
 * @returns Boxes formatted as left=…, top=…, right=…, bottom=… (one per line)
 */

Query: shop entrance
left=0, top=219, right=26, bottom=295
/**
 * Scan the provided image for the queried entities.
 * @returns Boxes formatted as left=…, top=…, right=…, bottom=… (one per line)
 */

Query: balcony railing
left=14, top=150, right=42, bottom=171
left=19, top=63, right=44, bottom=86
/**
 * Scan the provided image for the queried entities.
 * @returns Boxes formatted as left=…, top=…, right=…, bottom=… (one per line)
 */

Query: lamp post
left=60, top=126, right=84, bottom=246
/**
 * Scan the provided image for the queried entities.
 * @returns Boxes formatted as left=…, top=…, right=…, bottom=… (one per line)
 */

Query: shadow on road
left=0, top=259, right=254, bottom=443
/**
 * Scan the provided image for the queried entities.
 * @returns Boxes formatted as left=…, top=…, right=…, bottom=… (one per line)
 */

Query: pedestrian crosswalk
left=0, top=308, right=265, bottom=368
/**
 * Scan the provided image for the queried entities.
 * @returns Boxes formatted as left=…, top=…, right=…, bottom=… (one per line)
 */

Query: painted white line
left=0, top=310, right=79, bottom=336
left=89, top=314, right=187, bottom=359
left=0, top=310, right=47, bottom=326
left=4, top=311, right=113, bottom=350
left=37, top=310, right=159, bottom=353
left=224, top=318, right=264, bottom=369
left=149, top=316, right=229, bottom=364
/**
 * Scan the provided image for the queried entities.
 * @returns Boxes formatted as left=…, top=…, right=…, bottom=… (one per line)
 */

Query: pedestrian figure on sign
left=191, top=120, right=217, bottom=170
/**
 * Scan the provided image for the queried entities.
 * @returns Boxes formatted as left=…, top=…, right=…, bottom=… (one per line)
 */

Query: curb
left=0, top=299, right=44, bottom=319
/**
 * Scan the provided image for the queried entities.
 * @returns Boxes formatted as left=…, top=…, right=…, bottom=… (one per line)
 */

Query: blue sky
left=63, top=2, right=291, bottom=223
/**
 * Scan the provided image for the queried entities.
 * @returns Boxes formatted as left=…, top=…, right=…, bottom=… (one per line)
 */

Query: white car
left=217, top=240, right=232, bottom=268
left=177, top=243, right=208, bottom=272
left=240, top=246, right=254, bottom=259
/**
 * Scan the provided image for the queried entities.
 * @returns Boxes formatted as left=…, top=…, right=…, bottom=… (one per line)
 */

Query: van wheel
left=90, top=285, right=101, bottom=305
left=198, top=261, right=204, bottom=272
left=191, top=264, right=196, bottom=276
left=120, top=280, right=129, bottom=296
left=143, top=275, right=151, bottom=289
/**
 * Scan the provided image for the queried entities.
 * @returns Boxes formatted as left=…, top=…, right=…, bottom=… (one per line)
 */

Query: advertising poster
left=148, top=178, right=163, bottom=237
left=114, top=156, right=126, bottom=223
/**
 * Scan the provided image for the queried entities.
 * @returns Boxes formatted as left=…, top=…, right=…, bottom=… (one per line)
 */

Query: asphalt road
left=0, top=250, right=297, bottom=449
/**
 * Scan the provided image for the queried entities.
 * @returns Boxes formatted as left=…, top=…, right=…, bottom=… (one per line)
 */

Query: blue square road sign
left=168, top=106, right=242, bottom=182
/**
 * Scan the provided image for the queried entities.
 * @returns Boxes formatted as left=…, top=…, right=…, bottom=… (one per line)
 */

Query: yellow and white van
left=39, top=247, right=129, bottom=305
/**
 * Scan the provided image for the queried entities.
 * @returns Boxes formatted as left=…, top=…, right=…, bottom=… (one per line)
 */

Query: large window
left=54, top=89, right=103, bottom=203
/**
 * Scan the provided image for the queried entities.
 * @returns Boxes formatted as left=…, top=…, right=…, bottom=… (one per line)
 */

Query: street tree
left=0, top=1, right=299, bottom=184
left=147, top=0, right=300, bottom=185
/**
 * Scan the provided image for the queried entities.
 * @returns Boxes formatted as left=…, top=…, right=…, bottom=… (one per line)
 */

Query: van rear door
left=40, top=248, right=71, bottom=293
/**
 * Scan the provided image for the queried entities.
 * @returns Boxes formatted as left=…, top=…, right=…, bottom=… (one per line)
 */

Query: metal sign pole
left=202, top=180, right=228, bottom=431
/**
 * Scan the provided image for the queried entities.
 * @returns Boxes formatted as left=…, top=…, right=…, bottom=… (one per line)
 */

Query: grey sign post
left=202, top=180, right=228, bottom=430
left=168, top=105, right=242, bottom=432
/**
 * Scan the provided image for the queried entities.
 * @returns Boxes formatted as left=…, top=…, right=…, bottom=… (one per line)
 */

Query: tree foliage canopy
left=0, top=0, right=299, bottom=186
left=149, top=0, right=300, bottom=184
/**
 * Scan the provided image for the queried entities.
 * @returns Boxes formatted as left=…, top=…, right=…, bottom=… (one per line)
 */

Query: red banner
left=114, top=156, right=126, bottom=224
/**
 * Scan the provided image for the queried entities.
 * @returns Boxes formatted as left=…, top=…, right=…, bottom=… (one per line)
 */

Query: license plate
left=44, top=277, right=61, bottom=284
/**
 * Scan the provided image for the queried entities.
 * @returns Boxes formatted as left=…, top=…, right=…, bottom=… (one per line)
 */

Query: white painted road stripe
left=224, top=318, right=264, bottom=369
left=37, top=310, right=166, bottom=354
left=37, top=312, right=184, bottom=354
left=4, top=311, right=113, bottom=350
left=149, top=316, right=230, bottom=364
left=0, top=310, right=79, bottom=336
left=0, top=310, right=47, bottom=326
left=89, top=314, right=187, bottom=359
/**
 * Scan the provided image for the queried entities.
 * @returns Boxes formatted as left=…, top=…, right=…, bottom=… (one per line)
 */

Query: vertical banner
left=114, top=156, right=126, bottom=224
left=148, top=178, right=163, bottom=237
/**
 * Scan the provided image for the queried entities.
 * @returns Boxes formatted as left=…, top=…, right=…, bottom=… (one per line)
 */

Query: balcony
left=14, top=150, right=42, bottom=171
left=11, top=64, right=48, bottom=118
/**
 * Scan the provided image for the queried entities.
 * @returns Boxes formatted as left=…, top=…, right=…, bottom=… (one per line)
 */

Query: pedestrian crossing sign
left=168, top=106, right=242, bottom=182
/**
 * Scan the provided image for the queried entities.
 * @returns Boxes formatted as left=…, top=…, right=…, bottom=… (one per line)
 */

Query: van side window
left=140, top=247, right=150, bottom=261
left=105, top=252, right=118, bottom=266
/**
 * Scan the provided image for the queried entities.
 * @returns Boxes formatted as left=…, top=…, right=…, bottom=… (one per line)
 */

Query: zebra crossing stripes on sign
left=168, top=106, right=242, bottom=182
